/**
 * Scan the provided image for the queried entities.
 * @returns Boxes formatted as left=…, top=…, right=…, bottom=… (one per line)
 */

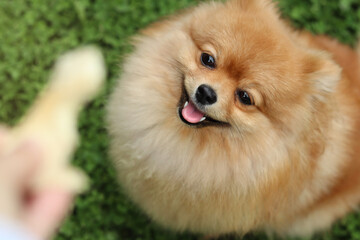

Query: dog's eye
left=237, top=90, right=253, bottom=106
left=200, top=53, right=216, bottom=69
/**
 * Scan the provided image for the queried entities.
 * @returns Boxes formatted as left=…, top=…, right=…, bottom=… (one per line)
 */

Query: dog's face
left=176, top=1, right=313, bottom=135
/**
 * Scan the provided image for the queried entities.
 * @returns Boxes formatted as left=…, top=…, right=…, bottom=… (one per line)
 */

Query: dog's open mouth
left=177, top=87, right=230, bottom=128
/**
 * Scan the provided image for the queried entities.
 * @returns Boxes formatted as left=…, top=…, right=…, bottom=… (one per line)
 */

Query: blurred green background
left=0, top=0, right=359, bottom=239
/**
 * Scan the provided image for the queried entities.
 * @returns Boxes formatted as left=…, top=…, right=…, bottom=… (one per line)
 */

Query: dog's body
left=107, top=0, right=360, bottom=237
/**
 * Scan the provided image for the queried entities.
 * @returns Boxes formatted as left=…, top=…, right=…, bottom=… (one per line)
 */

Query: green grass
left=0, top=0, right=359, bottom=239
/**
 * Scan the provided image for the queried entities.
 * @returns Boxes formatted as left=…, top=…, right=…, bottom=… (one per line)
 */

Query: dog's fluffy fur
left=107, top=0, right=360, bottom=237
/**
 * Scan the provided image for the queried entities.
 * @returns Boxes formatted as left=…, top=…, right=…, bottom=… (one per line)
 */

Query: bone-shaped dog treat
left=7, top=46, right=105, bottom=194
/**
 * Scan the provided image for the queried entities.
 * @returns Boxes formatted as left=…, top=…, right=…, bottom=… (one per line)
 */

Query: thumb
left=3, top=140, right=42, bottom=187
left=0, top=140, right=42, bottom=219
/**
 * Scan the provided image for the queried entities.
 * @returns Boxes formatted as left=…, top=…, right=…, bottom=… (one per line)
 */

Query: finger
left=0, top=140, right=41, bottom=205
left=0, top=139, right=42, bottom=220
left=23, top=190, right=73, bottom=239
left=1, top=141, right=42, bottom=186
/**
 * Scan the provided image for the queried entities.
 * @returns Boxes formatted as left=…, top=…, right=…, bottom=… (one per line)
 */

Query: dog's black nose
left=195, top=84, right=217, bottom=105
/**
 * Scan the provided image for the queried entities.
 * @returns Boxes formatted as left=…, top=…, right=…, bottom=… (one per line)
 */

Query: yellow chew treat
left=8, top=46, right=106, bottom=193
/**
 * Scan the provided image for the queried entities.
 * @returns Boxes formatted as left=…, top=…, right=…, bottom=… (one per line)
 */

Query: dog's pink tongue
left=182, top=101, right=204, bottom=123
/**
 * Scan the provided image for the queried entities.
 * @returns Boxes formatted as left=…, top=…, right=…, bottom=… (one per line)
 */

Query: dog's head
left=110, top=0, right=341, bottom=171
left=175, top=0, right=340, bottom=135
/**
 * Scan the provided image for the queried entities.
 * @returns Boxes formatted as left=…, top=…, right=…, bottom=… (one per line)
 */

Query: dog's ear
left=303, top=51, right=341, bottom=97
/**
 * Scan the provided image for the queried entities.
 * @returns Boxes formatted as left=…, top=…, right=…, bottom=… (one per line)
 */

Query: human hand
left=0, top=126, right=73, bottom=239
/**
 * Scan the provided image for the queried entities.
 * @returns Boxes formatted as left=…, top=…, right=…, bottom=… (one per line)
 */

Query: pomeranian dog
left=107, top=0, right=360, bottom=237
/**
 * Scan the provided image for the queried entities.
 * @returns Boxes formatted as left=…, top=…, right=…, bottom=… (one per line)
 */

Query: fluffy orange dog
left=107, top=0, right=360, bottom=237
